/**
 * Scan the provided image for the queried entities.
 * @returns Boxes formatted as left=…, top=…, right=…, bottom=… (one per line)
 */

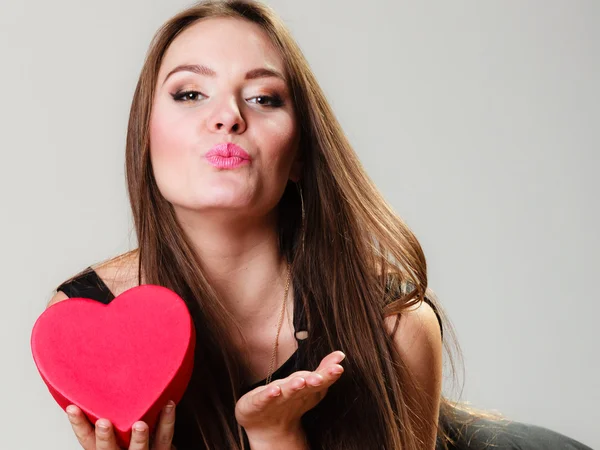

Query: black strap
left=56, top=267, right=115, bottom=305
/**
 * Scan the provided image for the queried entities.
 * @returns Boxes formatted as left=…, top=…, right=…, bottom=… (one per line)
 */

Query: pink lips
left=205, top=143, right=251, bottom=169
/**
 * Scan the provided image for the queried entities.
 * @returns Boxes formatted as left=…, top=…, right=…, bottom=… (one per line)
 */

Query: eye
left=247, top=94, right=285, bottom=108
left=170, top=90, right=205, bottom=103
left=170, top=90, right=285, bottom=108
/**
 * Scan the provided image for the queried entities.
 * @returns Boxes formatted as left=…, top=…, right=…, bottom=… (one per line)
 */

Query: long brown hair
left=75, top=0, right=501, bottom=448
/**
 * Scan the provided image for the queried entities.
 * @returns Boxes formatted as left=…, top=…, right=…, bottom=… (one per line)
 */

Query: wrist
left=246, top=422, right=308, bottom=450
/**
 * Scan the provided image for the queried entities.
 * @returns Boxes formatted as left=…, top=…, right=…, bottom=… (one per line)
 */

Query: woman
left=48, top=1, right=592, bottom=449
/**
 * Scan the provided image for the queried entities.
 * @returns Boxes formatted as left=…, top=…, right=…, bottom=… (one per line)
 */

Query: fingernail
left=96, top=420, right=110, bottom=433
left=133, top=423, right=146, bottom=433
left=66, top=405, right=77, bottom=417
left=336, top=351, right=346, bottom=363
left=164, top=401, right=174, bottom=414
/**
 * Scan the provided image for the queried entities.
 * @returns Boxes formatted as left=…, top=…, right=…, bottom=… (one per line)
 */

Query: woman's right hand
left=65, top=402, right=176, bottom=450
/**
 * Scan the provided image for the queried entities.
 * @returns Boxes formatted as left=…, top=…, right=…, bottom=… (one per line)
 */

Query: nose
left=208, top=96, right=246, bottom=134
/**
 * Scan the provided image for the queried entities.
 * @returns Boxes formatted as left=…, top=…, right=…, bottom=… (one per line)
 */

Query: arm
left=384, top=301, right=443, bottom=450
left=247, top=425, right=309, bottom=450
left=47, top=290, right=69, bottom=308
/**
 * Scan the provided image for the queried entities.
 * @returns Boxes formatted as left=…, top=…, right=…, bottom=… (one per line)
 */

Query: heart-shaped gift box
left=31, top=284, right=196, bottom=447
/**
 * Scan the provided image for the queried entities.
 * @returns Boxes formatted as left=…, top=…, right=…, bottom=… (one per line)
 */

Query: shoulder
left=384, top=301, right=443, bottom=448
left=384, top=300, right=443, bottom=362
left=382, top=272, right=444, bottom=339
left=48, top=250, right=139, bottom=309
left=47, top=290, right=70, bottom=308
left=381, top=275, right=443, bottom=397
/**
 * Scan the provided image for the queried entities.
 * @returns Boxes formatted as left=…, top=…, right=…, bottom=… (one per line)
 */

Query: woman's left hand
left=235, top=350, right=346, bottom=443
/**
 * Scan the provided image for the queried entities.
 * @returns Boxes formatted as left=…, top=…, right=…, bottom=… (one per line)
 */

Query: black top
left=56, top=268, right=114, bottom=304
left=56, top=267, right=443, bottom=392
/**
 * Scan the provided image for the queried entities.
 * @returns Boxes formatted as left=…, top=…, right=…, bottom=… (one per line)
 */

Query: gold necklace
left=264, top=260, right=292, bottom=385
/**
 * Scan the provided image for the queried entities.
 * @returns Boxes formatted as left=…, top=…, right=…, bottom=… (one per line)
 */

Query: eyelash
left=170, top=90, right=285, bottom=108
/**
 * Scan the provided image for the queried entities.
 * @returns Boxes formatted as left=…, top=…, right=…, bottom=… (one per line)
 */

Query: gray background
left=1, top=1, right=598, bottom=448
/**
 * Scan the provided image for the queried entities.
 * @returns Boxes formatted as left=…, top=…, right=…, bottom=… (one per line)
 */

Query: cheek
left=149, top=107, right=183, bottom=158
left=261, top=115, right=299, bottom=174
left=148, top=110, right=192, bottom=200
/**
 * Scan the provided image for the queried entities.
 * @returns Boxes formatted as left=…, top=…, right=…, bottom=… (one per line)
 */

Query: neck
left=175, top=206, right=289, bottom=324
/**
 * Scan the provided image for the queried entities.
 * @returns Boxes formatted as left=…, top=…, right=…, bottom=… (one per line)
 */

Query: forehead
left=158, top=17, right=286, bottom=81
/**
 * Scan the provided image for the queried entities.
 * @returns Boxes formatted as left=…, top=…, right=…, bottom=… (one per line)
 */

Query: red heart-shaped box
left=31, top=284, right=196, bottom=448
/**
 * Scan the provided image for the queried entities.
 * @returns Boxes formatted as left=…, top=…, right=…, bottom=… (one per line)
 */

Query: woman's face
left=149, top=17, right=301, bottom=220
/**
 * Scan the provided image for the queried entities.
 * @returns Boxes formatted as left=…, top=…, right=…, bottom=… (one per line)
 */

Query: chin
left=175, top=195, right=252, bottom=213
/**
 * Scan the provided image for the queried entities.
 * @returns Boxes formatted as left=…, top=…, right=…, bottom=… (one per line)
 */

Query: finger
left=287, top=375, right=308, bottom=392
left=152, top=401, right=176, bottom=450
left=304, top=371, right=326, bottom=388
left=303, top=364, right=344, bottom=396
left=247, top=370, right=312, bottom=396
left=259, top=372, right=312, bottom=404
left=95, top=419, right=119, bottom=450
left=278, top=375, right=310, bottom=399
left=272, top=367, right=333, bottom=397
left=316, top=351, right=346, bottom=371
left=129, top=421, right=149, bottom=450
left=275, top=370, right=312, bottom=385
left=318, top=362, right=345, bottom=383
left=249, top=383, right=285, bottom=411
left=66, top=405, right=96, bottom=450
left=295, top=366, right=343, bottom=404
left=237, top=378, right=294, bottom=414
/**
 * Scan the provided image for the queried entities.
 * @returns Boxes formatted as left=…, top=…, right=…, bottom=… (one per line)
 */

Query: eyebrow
left=161, top=64, right=286, bottom=86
